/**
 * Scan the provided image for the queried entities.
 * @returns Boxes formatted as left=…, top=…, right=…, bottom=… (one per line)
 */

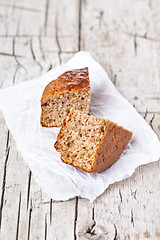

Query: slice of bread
left=41, top=67, right=90, bottom=127
left=55, top=108, right=132, bottom=173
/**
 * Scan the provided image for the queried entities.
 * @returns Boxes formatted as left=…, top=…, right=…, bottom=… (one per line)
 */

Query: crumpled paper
left=0, top=52, right=160, bottom=202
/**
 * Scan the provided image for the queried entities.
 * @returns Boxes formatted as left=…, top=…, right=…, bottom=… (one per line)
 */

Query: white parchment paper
left=0, top=52, right=160, bottom=202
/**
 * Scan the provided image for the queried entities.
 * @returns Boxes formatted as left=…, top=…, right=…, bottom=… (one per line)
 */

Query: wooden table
left=0, top=0, right=160, bottom=239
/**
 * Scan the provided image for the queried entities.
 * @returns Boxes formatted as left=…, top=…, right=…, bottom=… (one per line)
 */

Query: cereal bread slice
left=54, top=108, right=132, bottom=173
left=41, top=67, right=90, bottom=127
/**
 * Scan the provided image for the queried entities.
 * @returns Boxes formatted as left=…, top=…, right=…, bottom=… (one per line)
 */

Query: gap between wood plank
left=50, top=199, right=52, bottom=224
left=0, top=130, right=10, bottom=230
left=86, top=207, right=96, bottom=236
left=0, top=148, right=10, bottom=230
left=74, top=197, right=78, bottom=240
left=27, top=171, right=32, bottom=210
left=113, top=223, right=117, bottom=240
left=16, top=192, right=21, bottom=240
left=55, top=14, right=62, bottom=65
left=27, top=200, right=32, bottom=240
left=44, top=0, right=49, bottom=35
left=44, top=214, right=47, bottom=240
left=78, top=0, right=82, bottom=51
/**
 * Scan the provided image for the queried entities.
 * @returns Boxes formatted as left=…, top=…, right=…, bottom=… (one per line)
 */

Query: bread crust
left=91, top=124, right=132, bottom=173
left=41, top=67, right=89, bottom=106
left=54, top=109, right=133, bottom=173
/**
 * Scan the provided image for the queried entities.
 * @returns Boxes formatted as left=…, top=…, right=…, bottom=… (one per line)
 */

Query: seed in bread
left=54, top=108, right=133, bottom=173
left=41, top=67, right=90, bottom=127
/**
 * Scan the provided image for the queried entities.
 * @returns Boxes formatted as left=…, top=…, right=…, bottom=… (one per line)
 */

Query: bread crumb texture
left=41, top=67, right=90, bottom=127
left=55, top=108, right=132, bottom=173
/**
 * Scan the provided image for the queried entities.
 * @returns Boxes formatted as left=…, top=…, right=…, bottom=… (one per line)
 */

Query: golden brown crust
left=41, top=67, right=89, bottom=106
left=91, top=125, right=132, bottom=173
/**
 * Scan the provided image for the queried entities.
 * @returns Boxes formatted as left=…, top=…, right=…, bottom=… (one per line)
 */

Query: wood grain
left=0, top=0, right=160, bottom=239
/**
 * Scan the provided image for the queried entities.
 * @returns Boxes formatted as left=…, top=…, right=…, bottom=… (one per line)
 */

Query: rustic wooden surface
left=0, top=0, right=160, bottom=239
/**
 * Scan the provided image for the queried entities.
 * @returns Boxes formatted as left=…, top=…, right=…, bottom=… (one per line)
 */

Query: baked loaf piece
left=55, top=108, right=132, bottom=173
left=41, top=67, right=90, bottom=127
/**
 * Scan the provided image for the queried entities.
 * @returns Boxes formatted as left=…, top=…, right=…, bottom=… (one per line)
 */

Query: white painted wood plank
left=80, top=0, right=160, bottom=113
left=0, top=140, right=29, bottom=240
left=55, top=0, right=79, bottom=53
